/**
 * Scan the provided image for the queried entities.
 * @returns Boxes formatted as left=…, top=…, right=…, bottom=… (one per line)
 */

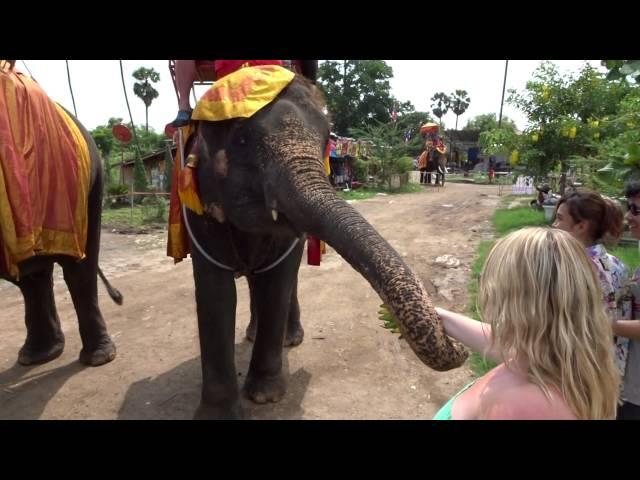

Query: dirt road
left=0, top=183, right=501, bottom=419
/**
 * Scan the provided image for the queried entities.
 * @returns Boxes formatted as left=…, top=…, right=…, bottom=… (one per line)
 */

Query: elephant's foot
left=284, top=323, right=304, bottom=347
left=79, top=336, right=116, bottom=366
left=244, top=371, right=287, bottom=404
left=194, top=402, right=244, bottom=420
left=18, top=337, right=65, bottom=365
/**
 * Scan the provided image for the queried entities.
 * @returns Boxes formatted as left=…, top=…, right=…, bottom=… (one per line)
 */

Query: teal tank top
left=432, top=381, right=476, bottom=420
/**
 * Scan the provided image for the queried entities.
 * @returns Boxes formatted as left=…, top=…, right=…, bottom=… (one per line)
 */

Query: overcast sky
left=15, top=60, right=603, bottom=134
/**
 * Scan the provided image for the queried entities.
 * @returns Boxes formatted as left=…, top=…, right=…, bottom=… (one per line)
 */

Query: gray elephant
left=176, top=69, right=468, bottom=419
left=0, top=62, right=119, bottom=367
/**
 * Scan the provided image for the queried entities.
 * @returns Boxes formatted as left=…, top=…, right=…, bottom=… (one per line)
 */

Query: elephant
left=179, top=71, right=468, bottom=419
left=0, top=62, right=120, bottom=367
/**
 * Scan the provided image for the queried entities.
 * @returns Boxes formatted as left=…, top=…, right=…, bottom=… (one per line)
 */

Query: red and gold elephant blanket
left=0, top=61, right=90, bottom=279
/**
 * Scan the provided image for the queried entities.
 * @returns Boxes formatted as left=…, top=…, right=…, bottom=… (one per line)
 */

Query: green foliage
left=132, top=67, right=160, bottom=132
left=350, top=121, right=413, bottom=187
left=602, top=60, right=640, bottom=83
left=133, top=155, right=148, bottom=194
left=317, top=60, right=412, bottom=136
left=611, top=245, right=640, bottom=272
left=107, top=183, right=128, bottom=196
left=140, top=196, right=167, bottom=223
left=352, top=156, right=369, bottom=182
left=492, top=207, right=547, bottom=236
left=502, top=61, right=636, bottom=180
left=464, top=113, right=516, bottom=132
left=431, top=92, right=450, bottom=126
left=379, top=304, right=400, bottom=333
left=450, top=89, right=471, bottom=130
left=479, top=127, right=520, bottom=156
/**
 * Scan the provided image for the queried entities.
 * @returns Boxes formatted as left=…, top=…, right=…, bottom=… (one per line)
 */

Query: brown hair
left=555, top=188, right=624, bottom=246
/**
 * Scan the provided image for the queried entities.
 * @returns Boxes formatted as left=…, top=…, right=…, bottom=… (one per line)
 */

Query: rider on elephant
left=418, top=123, right=447, bottom=184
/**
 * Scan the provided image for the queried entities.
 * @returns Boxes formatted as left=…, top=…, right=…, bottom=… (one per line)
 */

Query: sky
left=15, top=60, right=604, bottom=135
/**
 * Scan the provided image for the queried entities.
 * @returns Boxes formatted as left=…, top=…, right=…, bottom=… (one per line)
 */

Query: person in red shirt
left=170, top=60, right=318, bottom=127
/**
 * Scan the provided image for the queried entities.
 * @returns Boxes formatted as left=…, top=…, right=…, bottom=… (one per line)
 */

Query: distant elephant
left=426, top=153, right=447, bottom=186
left=178, top=69, right=468, bottom=419
left=0, top=62, right=119, bottom=367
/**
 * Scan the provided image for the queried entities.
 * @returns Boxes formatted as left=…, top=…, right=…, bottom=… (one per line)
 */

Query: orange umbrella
left=420, top=123, right=439, bottom=135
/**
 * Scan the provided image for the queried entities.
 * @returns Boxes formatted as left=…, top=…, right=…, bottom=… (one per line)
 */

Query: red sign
left=112, top=124, right=132, bottom=144
left=164, top=123, right=177, bottom=139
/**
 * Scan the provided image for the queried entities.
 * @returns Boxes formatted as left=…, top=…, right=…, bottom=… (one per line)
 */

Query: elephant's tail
left=97, top=267, right=124, bottom=305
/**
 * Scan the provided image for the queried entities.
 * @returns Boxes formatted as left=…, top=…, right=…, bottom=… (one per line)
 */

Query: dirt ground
left=0, top=182, right=501, bottom=419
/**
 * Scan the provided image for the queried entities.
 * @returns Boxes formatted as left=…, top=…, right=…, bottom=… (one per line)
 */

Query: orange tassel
left=323, top=142, right=331, bottom=175
left=178, top=154, right=204, bottom=215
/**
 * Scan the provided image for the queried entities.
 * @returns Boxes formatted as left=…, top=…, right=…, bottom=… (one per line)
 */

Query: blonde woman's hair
left=479, top=227, right=620, bottom=419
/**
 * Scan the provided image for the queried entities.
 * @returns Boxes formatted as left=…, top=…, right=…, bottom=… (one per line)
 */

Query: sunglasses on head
left=627, top=202, right=640, bottom=216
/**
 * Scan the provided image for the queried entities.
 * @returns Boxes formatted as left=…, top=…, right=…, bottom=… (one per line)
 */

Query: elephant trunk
left=266, top=133, right=468, bottom=371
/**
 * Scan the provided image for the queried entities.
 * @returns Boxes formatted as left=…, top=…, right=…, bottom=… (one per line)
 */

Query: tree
left=464, top=113, right=516, bottom=132
left=317, top=60, right=409, bottom=136
left=351, top=121, right=414, bottom=188
left=430, top=92, right=450, bottom=127
left=602, top=60, right=640, bottom=83
left=506, top=61, right=634, bottom=185
left=91, top=118, right=166, bottom=191
left=449, top=89, right=471, bottom=131
left=132, top=67, right=160, bottom=132
left=396, top=110, right=435, bottom=156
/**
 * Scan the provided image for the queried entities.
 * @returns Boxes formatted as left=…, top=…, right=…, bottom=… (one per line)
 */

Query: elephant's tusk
left=271, top=209, right=278, bottom=221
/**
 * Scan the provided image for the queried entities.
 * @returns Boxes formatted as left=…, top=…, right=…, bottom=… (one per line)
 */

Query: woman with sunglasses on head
left=614, top=182, right=640, bottom=419
left=434, top=227, right=620, bottom=419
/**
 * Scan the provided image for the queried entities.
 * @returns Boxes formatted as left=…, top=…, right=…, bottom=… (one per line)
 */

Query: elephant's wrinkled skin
left=186, top=75, right=468, bottom=419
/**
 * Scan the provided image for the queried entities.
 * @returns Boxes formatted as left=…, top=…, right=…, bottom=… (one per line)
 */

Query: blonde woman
left=434, top=227, right=620, bottom=420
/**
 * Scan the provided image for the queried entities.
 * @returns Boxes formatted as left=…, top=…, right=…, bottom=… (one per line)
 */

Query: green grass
left=337, top=183, right=422, bottom=201
left=102, top=205, right=146, bottom=226
left=101, top=202, right=168, bottom=229
left=493, top=206, right=547, bottom=236
left=610, top=245, right=640, bottom=272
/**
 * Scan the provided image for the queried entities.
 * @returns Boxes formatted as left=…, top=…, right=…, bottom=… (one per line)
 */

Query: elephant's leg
left=16, top=264, right=65, bottom=365
left=192, top=251, right=242, bottom=420
left=61, top=257, right=115, bottom=366
left=244, top=242, right=303, bottom=404
left=59, top=160, right=115, bottom=366
left=246, top=275, right=304, bottom=347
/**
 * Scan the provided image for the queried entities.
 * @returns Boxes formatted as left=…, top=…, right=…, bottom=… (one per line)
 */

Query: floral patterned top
left=586, top=244, right=630, bottom=375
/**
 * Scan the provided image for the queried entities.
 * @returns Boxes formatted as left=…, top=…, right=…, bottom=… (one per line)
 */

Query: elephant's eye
left=239, top=137, right=246, bottom=145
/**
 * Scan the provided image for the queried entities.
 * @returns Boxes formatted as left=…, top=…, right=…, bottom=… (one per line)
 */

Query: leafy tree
left=132, top=67, right=160, bottom=132
left=318, top=60, right=410, bottom=136
left=505, top=61, right=633, bottom=187
left=602, top=60, right=640, bottom=83
left=430, top=92, right=450, bottom=127
left=464, top=113, right=516, bottom=132
left=351, top=121, right=414, bottom=188
left=449, top=89, right=471, bottom=130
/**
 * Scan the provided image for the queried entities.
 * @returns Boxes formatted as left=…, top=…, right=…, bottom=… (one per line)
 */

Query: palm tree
left=450, top=89, right=471, bottom=131
left=430, top=92, right=451, bottom=128
left=132, top=67, right=160, bottom=131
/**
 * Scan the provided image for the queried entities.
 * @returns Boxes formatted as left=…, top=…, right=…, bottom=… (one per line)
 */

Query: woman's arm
left=613, top=320, right=640, bottom=340
left=435, top=307, right=502, bottom=363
